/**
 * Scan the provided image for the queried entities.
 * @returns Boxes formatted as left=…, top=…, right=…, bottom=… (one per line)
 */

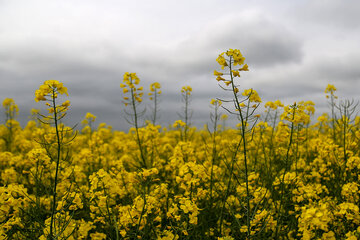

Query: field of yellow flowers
left=1, top=49, right=360, bottom=239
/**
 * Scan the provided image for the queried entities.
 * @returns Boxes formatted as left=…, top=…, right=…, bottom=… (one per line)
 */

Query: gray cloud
left=295, top=0, right=360, bottom=30
left=0, top=0, right=359, bottom=130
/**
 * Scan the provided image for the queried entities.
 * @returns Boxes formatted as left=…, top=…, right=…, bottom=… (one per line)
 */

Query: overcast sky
left=1, top=0, right=359, bottom=130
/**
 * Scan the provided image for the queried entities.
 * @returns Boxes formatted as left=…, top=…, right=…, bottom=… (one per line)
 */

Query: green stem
left=50, top=89, right=62, bottom=239
left=152, top=89, right=158, bottom=125
left=229, top=58, right=251, bottom=238
left=274, top=105, right=296, bottom=239
left=184, top=93, right=189, bottom=142
left=130, top=86, right=147, bottom=168
left=209, top=104, right=219, bottom=207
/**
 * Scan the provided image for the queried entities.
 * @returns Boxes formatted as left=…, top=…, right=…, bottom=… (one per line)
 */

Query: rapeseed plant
left=120, top=72, right=148, bottom=169
left=148, top=82, right=161, bottom=125
left=2, top=98, right=19, bottom=152
left=179, top=86, right=193, bottom=142
left=34, top=80, right=76, bottom=239
left=214, top=49, right=263, bottom=238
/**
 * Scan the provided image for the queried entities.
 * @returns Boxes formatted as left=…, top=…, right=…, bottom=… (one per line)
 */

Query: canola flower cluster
left=149, top=82, right=162, bottom=100
left=0, top=50, right=360, bottom=240
left=181, top=86, right=192, bottom=95
left=35, top=80, right=68, bottom=102
left=120, top=72, right=144, bottom=105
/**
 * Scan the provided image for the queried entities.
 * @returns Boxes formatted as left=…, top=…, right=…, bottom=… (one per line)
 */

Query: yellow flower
left=231, top=70, right=240, bottom=77
left=90, top=232, right=107, bottom=240
left=242, top=89, right=262, bottom=103
left=62, top=100, right=71, bottom=108
left=34, top=90, right=47, bottom=102
left=325, top=84, right=337, bottom=94
left=210, top=99, right=222, bottom=106
left=181, top=86, right=192, bottom=95
left=2, top=98, right=19, bottom=115
left=221, top=114, right=228, bottom=120
left=226, top=48, right=245, bottom=66
left=216, top=53, right=228, bottom=69
left=173, top=120, right=186, bottom=128
left=239, top=64, right=249, bottom=71
left=121, top=72, right=143, bottom=104
left=216, top=76, right=225, bottom=81
left=325, top=84, right=337, bottom=98
left=214, top=70, right=223, bottom=76
left=34, top=80, right=68, bottom=102
left=85, top=112, right=96, bottom=122
left=2, top=98, right=14, bottom=108
left=150, top=82, right=161, bottom=91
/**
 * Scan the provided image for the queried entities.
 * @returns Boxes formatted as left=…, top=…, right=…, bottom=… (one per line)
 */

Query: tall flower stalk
left=35, top=80, right=71, bottom=239
left=120, top=72, right=147, bottom=168
left=214, top=49, right=261, bottom=238
left=2, top=98, right=19, bottom=152
left=148, top=82, right=161, bottom=125
left=325, top=84, right=338, bottom=142
left=180, top=86, right=193, bottom=142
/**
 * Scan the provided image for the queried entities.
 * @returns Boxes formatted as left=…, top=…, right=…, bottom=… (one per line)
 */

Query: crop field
left=1, top=49, right=360, bottom=239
